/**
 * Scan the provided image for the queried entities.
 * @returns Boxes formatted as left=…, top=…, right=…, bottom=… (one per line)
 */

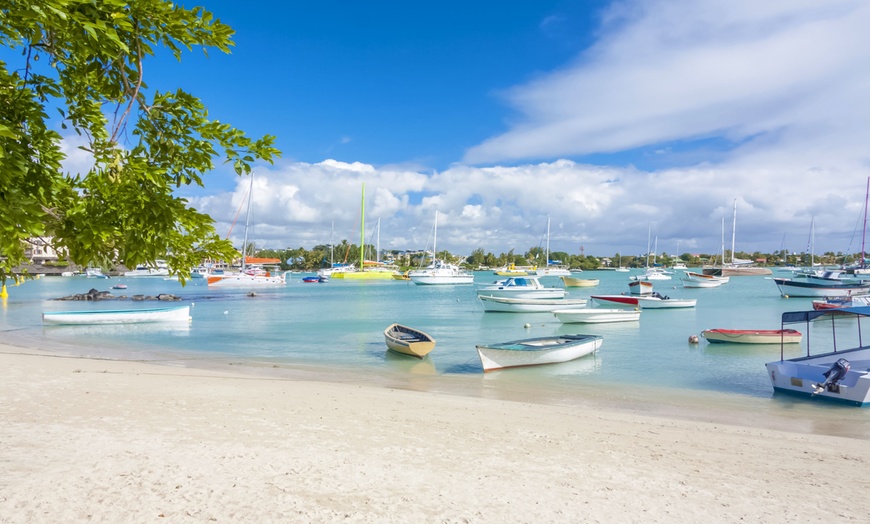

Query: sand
left=1, top=343, right=868, bottom=523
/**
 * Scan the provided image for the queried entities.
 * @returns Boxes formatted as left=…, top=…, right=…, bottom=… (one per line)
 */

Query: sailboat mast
left=434, top=211, right=438, bottom=262
left=720, top=217, right=725, bottom=267
left=376, top=217, right=381, bottom=264
left=359, top=183, right=365, bottom=271
left=863, top=177, right=869, bottom=269
left=546, top=217, right=551, bottom=268
left=241, top=173, right=254, bottom=272
left=646, top=225, right=651, bottom=269
left=730, top=199, right=737, bottom=266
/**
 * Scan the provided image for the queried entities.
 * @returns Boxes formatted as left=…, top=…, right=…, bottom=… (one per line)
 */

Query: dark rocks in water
left=53, top=290, right=181, bottom=301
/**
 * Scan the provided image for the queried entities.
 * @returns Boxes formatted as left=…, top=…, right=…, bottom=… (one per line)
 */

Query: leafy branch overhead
left=0, top=0, right=281, bottom=283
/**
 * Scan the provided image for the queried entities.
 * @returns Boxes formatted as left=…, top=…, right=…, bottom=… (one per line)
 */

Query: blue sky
left=53, top=1, right=870, bottom=259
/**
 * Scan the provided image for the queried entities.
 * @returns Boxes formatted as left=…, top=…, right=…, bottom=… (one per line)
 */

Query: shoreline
left=2, top=343, right=869, bottom=521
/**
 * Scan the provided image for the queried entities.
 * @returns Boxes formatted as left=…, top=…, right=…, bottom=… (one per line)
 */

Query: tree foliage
left=0, top=0, right=280, bottom=283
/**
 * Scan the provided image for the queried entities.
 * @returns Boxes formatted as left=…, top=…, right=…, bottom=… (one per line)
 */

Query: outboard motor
left=813, top=358, right=851, bottom=394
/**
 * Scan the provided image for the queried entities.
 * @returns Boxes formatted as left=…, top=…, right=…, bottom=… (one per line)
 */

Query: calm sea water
left=3, top=269, right=870, bottom=437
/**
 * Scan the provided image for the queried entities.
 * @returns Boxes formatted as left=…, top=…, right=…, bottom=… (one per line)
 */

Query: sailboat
left=208, top=174, right=287, bottom=287
left=331, top=183, right=397, bottom=280
left=535, top=218, right=572, bottom=276
left=702, top=200, right=771, bottom=276
left=615, top=253, right=629, bottom=272
left=408, top=211, right=474, bottom=285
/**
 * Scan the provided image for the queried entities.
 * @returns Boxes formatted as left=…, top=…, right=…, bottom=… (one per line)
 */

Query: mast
left=863, top=177, right=869, bottom=269
left=434, top=210, right=438, bottom=263
left=720, top=217, right=725, bottom=267
left=359, top=182, right=365, bottom=271
left=376, top=217, right=381, bottom=264
left=646, top=225, right=651, bottom=269
left=330, top=221, right=334, bottom=268
left=241, top=173, right=254, bottom=272
left=546, top=217, right=551, bottom=268
left=730, top=199, right=737, bottom=266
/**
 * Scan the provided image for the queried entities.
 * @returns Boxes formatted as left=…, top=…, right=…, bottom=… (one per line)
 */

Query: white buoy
left=523, top=323, right=531, bottom=329
left=223, top=310, right=229, bottom=315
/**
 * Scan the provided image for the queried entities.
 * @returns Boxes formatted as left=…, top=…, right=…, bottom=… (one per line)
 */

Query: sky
left=59, top=1, right=870, bottom=259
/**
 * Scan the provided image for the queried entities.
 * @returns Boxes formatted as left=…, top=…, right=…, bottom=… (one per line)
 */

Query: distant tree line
left=252, top=242, right=864, bottom=272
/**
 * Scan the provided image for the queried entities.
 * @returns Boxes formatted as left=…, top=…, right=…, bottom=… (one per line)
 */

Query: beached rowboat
left=701, top=328, right=802, bottom=344
left=383, top=323, right=436, bottom=358
left=475, top=334, right=603, bottom=372
left=42, top=305, right=191, bottom=325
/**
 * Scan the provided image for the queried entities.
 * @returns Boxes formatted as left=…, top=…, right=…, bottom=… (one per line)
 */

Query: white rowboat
left=476, top=334, right=603, bottom=372
left=384, top=323, right=436, bottom=358
left=477, top=295, right=588, bottom=313
left=553, top=308, right=641, bottom=324
left=42, top=305, right=191, bottom=325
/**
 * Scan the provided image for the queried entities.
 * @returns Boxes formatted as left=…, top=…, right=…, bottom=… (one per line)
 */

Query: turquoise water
left=3, top=269, right=870, bottom=437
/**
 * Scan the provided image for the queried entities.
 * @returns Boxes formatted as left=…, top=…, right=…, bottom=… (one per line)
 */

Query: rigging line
left=225, top=183, right=251, bottom=240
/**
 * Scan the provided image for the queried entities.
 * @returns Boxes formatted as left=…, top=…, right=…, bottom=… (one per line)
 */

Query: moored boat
left=475, top=333, right=603, bottom=372
left=42, top=305, right=191, bottom=325
left=592, top=293, right=695, bottom=309
left=628, top=277, right=653, bottom=295
left=702, top=328, right=802, bottom=344
left=384, top=323, right=436, bottom=358
left=553, top=308, right=641, bottom=324
left=477, top=295, right=588, bottom=313
left=765, top=307, right=870, bottom=406
left=812, top=295, right=870, bottom=310
left=561, top=276, right=599, bottom=287
left=772, top=277, right=870, bottom=298
left=476, top=276, right=566, bottom=299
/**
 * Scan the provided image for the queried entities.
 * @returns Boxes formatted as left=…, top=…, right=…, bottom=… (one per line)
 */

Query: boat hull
left=628, top=280, right=653, bottom=295
left=704, top=266, right=772, bottom=276
left=477, top=295, right=588, bottom=313
left=207, top=273, right=286, bottom=287
left=384, top=323, right=436, bottom=358
left=553, top=308, right=641, bottom=323
left=773, top=278, right=870, bottom=298
left=702, top=329, right=802, bottom=344
left=766, top=346, right=870, bottom=406
left=561, top=276, right=599, bottom=287
left=476, top=334, right=602, bottom=372
left=42, top=306, right=191, bottom=325
left=409, top=274, right=474, bottom=285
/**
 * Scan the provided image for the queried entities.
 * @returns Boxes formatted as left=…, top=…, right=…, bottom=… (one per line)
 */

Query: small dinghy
left=475, top=334, right=603, bottom=372
left=383, top=323, right=436, bottom=358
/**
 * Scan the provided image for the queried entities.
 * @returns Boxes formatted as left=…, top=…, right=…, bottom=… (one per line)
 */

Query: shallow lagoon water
left=3, top=269, right=869, bottom=438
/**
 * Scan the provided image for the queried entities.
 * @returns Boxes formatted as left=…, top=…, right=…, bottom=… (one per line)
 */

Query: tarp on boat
left=782, top=306, right=870, bottom=324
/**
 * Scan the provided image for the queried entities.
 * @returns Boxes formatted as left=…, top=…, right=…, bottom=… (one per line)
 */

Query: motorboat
left=477, top=295, right=588, bottom=313
left=765, top=307, right=870, bottom=406
left=475, top=333, right=602, bottom=372
left=628, top=277, right=653, bottom=295
left=124, top=260, right=170, bottom=277
left=772, top=277, right=870, bottom=298
left=476, top=277, right=566, bottom=299
left=408, top=211, right=474, bottom=285
left=593, top=293, right=695, bottom=309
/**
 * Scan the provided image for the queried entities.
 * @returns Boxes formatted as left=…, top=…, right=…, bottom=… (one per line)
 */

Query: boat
left=383, top=323, right=436, bottom=358
left=408, top=211, right=474, bottom=285
left=477, top=295, right=588, bottom=313
left=701, top=328, right=802, bottom=344
left=476, top=276, right=566, bottom=299
left=627, top=277, right=653, bottom=295
left=592, top=293, right=696, bottom=309
left=812, top=295, right=870, bottom=310
left=85, top=267, right=108, bottom=278
left=124, top=259, right=170, bottom=277
left=392, top=271, right=411, bottom=281
left=302, top=275, right=328, bottom=283
left=765, top=307, right=870, bottom=406
left=772, top=276, right=870, bottom=298
left=111, top=284, right=128, bottom=290
left=561, top=276, right=599, bottom=287
left=493, top=264, right=535, bottom=276
left=475, top=333, right=603, bottom=372
left=207, top=174, right=288, bottom=287
left=534, top=218, right=572, bottom=276
left=680, top=271, right=728, bottom=288
left=552, top=308, right=641, bottom=324
left=331, top=188, right=398, bottom=280
left=42, top=305, right=191, bottom=325
left=703, top=201, right=772, bottom=276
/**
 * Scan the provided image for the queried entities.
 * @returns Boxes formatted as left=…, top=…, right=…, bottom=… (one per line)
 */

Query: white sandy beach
left=1, top=343, right=868, bottom=523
